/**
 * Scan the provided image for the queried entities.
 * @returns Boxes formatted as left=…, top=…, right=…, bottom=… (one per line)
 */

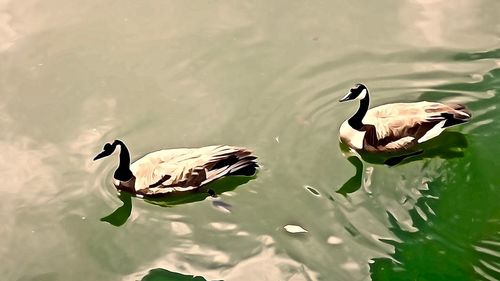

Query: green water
left=1, top=1, right=499, bottom=280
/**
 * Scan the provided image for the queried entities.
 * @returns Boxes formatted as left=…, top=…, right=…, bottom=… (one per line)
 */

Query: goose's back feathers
left=130, top=145, right=257, bottom=196
left=365, top=102, right=469, bottom=132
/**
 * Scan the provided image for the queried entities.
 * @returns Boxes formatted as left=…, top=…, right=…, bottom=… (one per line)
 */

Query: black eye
left=104, top=143, right=112, bottom=150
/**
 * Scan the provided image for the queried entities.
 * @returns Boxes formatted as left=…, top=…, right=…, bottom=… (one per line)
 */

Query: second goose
left=94, top=140, right=258, bottom=197
left=339, top=84, right=471, bottom=152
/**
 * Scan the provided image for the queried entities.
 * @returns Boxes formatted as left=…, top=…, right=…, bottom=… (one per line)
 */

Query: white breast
left=339, top=121, right=365, bottom=150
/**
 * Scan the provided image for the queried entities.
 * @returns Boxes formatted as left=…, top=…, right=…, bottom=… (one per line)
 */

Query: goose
left=93, top=140, right=258, bottom=197
left=338, top=83, right=471, bottom=152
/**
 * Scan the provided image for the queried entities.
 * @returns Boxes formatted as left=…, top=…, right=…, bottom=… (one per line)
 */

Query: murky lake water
left=1, top=1, right=499, bottom=280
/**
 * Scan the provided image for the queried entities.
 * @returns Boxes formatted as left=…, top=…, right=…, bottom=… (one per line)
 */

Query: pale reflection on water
left=0, top=136, right=59, bottom=279
left=124, top=235, right=318, bottom=281
left=399, top=0, right=495, bottom=47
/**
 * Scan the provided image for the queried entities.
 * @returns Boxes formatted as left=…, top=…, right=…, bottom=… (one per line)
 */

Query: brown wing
left=131, top=145, right=257, bottom=195
left=362, top=101, right=470, bottom=151
left=362, top=121, right=437, bottom=149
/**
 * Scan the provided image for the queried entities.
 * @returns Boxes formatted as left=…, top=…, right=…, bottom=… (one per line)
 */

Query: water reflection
left=141, top=268, right=207, bottom=281
left=101, top=176, right=254, bottom=226
left=370, top=159, right=499, bottom=280
left=362, top=131, right=468, bottom=166
left=337, top=131, right=468, bottom=195
left=100, top=192, right=132, bottom=226
left=399, top=0, right=491, bottom=48
left=145, top=176, right=254, bottom=207
left=369, top=62, right=499, bottom=280
left=336, top=156, right=363, bottom=196
left=123, top=235, right=319, bottom=281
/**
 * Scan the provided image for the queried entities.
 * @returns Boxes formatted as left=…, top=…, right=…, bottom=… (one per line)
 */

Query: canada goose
left=93, top=140, right=258, bottom=197
left=339, top=84, right=471, bottom=152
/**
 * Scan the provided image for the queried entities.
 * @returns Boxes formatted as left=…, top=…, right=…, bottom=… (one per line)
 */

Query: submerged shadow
left=358, top=131, right=468, bottom=165
left=100, top=176, right=255, bottom=226
left=337, top=156, right=364, bottom=196
left=145, top=176, right=254, bottom=207
left=100, top=191, right=133, bottom=227
left=141, top=268, right=207, bottom=281
left=337, top=131, right=468, bottom=195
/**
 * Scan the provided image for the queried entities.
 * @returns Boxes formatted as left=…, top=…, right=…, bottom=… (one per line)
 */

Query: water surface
left=1, top=1, right=499, bottom=280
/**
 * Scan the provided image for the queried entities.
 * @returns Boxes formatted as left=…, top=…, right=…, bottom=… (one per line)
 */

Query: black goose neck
left=113, top=140, right=134, bottom=181
left=348, top=94, right=370, bottom=130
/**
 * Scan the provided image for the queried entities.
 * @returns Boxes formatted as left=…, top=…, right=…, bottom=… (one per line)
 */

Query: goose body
left=94, top=140, right=258, bottom=197
left=339, top=84, right=471, bottom=152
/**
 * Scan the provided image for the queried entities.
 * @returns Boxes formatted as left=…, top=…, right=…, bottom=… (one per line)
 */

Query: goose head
left=339, top=83, right=368, bottom=102
left=93, top=140, right=134, bottom=184
left=93, top=141, right=117, bottom=160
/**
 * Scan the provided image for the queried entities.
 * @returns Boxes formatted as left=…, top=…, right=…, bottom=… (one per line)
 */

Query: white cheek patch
left=357, top=89, right=367, bottom=100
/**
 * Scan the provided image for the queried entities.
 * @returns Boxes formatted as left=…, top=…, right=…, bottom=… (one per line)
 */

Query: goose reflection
left=100, top=191, right=133, bottom=227
left=141, top=268, right=207, bottom=281
left=100, top=176, right=254, bottom=226
left=337, top=131, right=468, bottom=195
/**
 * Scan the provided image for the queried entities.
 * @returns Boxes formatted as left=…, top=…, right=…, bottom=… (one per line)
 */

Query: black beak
left=339, top=94, right=351, bottom=102
left=93, top=151, right=109, bottom=161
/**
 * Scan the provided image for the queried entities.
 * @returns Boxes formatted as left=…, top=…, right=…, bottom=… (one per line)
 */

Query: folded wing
left=131, top=145, right=258, bottom=195
left=363, top=101, right=471, bottom=150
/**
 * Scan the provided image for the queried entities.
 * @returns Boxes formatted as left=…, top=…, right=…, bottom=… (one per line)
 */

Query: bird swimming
left=338, top=83, right=471, bottom=153
left=93, top=140, right=258, bottom=197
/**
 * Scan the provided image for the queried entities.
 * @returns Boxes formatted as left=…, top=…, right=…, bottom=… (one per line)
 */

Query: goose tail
left=443, top=103, right=472, bottom=127
left=202, top=147, right=259, bottom=185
